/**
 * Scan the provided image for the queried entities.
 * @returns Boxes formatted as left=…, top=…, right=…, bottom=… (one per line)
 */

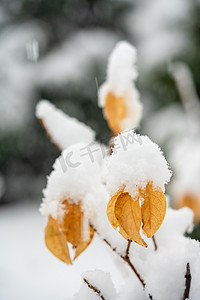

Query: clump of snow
left=98, top=41, right=143, bottom=130
left=76, top=270, right=118, bottom=300
left=40, top=142, right=103, bottom=219
left=104, top=130, right=172, bottom=198
left=36, top=100, right=95, bottom=150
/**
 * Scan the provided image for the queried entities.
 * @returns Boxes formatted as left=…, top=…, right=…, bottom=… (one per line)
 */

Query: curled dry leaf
left=74, top=227, right=95, bottom=260
left=105, top=92, right=127, bottom=134
left=115, top=192, right=147, bottom=247
left=45, top=216, right=72, bottom=264
left=45, top=200, right=94, bottom=264
left=106, top=182, right=167, bottom=247
left=140, top=182, right=166, bottom=238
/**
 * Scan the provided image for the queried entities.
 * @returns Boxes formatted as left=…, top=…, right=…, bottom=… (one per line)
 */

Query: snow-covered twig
left=183, top=263, right=191, bottom=300
left=83, top=278, right=106, bottom=300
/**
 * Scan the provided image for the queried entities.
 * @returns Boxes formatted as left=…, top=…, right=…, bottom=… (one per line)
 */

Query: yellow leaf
left=107, top=191, right=130, bottom=240
left=114, top=192, right=147, bottom=247
left=45, top=217, right=72, bottom=264
left=107, top=191, right=123, bottom=229
left=140, top=182, right=166, bottom=238
left=105, top=92, right=127, bottom=134
left=74, top=226, right=95, bottom=260
left=60, top=200, right=83, bottom=248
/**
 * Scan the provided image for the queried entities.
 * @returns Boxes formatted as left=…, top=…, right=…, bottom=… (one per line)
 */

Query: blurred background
left=0, top=0, right=200, bottom=299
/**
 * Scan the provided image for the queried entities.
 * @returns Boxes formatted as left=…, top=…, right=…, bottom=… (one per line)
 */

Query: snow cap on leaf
left=105, top=130, right=172, bottom=247
left=98, top=41, right=143, bottom=134
left=40, top=143, right=103, bottom=263
left=36, top=100, right=95, bottom=150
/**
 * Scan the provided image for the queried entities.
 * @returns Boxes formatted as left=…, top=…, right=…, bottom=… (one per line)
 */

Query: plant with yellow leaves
left=36, top=41, right=200, bottom=300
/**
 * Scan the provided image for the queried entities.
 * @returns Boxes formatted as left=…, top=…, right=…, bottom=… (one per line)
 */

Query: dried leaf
left=107, top=191, right=123, bottom=229
left=60, top=200, right=83, bottom=248
left=107, top=191, right=130, bottom=240
left=74, top=226, right=95, bottom=260
left=140, top=182, right=166, bottom=238
left=114, top=192, right=147, bottom=247
left=105, top=92, right=127, bottom=134
left=45, top=217, right=72, bottom=264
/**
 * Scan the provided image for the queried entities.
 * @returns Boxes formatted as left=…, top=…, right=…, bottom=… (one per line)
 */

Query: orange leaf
left=60, top=201, right=83, bottom=248
left=107, top=191, right=130, bottom=240
left=105, top=92, right=127, bottom=134
left=114, top=192, right=147, bottom=247
left=140, top=182, right=166, bottom=238
left=45, top=217, right=72, bottom=264
left=74, top=226, right=95, bottom=260
left=107, top=191, right=123, bottom=229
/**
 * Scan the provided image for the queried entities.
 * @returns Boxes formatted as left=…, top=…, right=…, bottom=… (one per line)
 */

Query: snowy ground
left=0, top=202, right=123, bottom=300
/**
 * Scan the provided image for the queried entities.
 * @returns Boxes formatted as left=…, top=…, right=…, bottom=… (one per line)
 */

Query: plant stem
left=83, top=278, right=106, bottom=300
left=183, top=263, right=191, bottom=300
left=152, top=236, right=157, bottom=251
left=103, top=238, right=145, bottom=288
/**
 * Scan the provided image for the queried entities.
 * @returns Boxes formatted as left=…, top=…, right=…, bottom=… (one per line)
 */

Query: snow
left=76, top=270, right=117, bottom=300
left=98, top=41, right=143, bottom=130
left=104, top=130, right=172, bottom=198
left=36, top=100, right=95, bottom=150
left=40, top=142, right=103, bottom=219
left=76, top=284, right=100, bottom=300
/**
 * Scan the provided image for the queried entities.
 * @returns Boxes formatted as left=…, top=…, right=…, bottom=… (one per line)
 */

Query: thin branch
left=152, top=236, right=157, bottom=251
left=83, top=278, right=106, bottom=300
left=92, top=227, right=154, bottom=299
left=183, top=263, right=192, bottom=300
left=125, top=239, right=132, bottom=258
left=103, top=238, right=145, bottom=288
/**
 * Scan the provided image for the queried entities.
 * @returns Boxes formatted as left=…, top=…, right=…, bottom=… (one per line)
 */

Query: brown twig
left=103, top=238, right=145, bottom=288
left=125, top=239, right=132, bottom=258
left=83, top=278, right=106, bottom=300
left=152, top=236, right=157, bottom=251
left=183, top=263, right=191, bottom=300
left=103, top=238, right=154, bottom=299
